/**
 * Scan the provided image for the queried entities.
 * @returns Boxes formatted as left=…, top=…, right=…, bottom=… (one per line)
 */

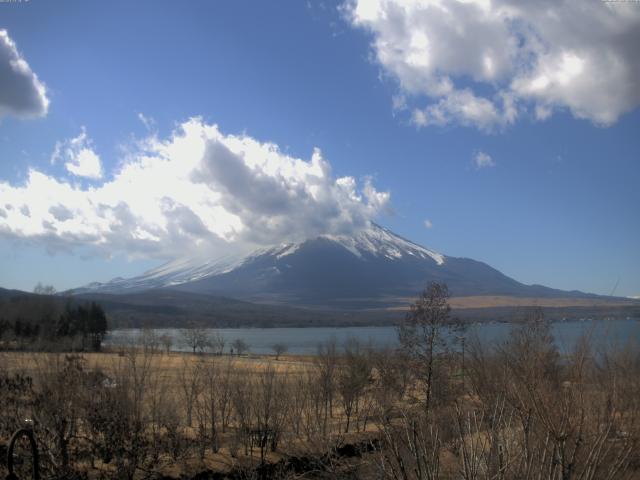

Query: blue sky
left=0, top=0, right=638, bottom=297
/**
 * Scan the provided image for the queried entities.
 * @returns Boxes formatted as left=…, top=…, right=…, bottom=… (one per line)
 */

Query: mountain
left=74, top=223, right=603, bottom=309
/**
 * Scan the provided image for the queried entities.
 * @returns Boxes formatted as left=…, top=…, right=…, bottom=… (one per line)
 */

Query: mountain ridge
left=72, top=223, right=607, bottom=309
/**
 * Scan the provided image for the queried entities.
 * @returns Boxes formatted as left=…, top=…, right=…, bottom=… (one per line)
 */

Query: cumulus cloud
left=51, top=127, right=103, bottom=179
left=346, top=0, right=640, bottom=130
left=474, top=151, right=495, bottom=169
left=0, top=118, right=390, bottom=258
left=0, top=30, right=49, bottom=119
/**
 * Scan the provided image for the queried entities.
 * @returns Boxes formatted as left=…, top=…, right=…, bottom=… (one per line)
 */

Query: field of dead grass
left=0, top=349, right=314, bottom=377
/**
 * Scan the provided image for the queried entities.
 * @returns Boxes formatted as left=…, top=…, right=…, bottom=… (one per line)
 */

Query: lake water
left=104, top=318, right=640, bottom=355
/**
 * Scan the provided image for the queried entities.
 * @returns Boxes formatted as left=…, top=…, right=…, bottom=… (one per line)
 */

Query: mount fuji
left=73, top=223, right=599, bottom=310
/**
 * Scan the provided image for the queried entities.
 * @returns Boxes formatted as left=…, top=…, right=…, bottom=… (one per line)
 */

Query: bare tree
left=208, top=331, right=225, bottom=355
left=178, top=357, right=202, bottom=427
left=159, top=333, right=173, bottom=355
left=337, top=339, right=371, bottom=433
left=314, top=338, right=338, bottom=436
left=288, top=373, right=310, bottom=437
left=195, top=356, right=222, bottom=455
left=231, top=338, right=249, bottom=356
left=230, top=372, right=252, bottom=456
left=32, top=354, right=85, bottom=473
left=180, top=324, right=210, bottom=354
left=271, top=342, right=288, bottom=360
left=371, top=283, right=456, bottom=480
left=375, top=407, right=443, bottom=480
left=216, top=356, right=235, bottom=433
left=95, top=347, right=155, bottom=479
left=140, top=327, right=160, bottom=354
left=372, top=346, right=412, bottom=408
left=252, top=366, right=289, bottom=464
left=146, top=356, right=181, bottom=466
left=398, top=282, right=453, bottom=415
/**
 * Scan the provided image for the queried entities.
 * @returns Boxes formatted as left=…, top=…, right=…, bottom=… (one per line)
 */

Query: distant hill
left=70, top=289, right=399, bottom=328
left=1, top=285, right=638, bottom=328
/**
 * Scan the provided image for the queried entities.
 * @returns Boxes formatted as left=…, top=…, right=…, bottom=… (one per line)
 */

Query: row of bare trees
left=0, top=339, right=379, bottom=478
left=1, top=283, right=639, bottom=479
left=376, top=285, right=640, bottom=480
left=137, top=325, right=260, bottom=357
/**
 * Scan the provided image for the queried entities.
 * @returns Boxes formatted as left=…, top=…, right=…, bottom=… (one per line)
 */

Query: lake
left=104, top=318, right=640, bottom=355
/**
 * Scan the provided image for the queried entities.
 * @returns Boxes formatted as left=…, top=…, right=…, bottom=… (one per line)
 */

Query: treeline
left=0, top=291, right=108, bottom=351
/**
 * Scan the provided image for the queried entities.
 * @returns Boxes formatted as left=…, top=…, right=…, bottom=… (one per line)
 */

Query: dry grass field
left=0, top=349, right=315, bottom=377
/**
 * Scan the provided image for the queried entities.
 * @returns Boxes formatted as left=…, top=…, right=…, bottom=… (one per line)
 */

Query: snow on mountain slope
left=74, top=223, right=593, bottom=307
left=77, top=223, right=445, bottom=294
left=324, top=223, right=444, bottom=264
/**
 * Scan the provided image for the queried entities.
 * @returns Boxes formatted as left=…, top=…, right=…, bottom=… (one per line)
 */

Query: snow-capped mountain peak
left=75, top=223, right=445, bottom=294
left=319, top=223, right=445, bottom=265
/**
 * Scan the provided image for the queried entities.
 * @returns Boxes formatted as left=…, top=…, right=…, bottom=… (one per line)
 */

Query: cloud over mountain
left=0, top=30, right=49, bottom=120
left=0, top=118, right=390, bottom=258
left=346, top=0, right=640, bottom=130
left=51, top=127, right=103, bottom=179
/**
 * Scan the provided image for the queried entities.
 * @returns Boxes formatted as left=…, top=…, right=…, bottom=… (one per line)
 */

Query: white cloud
left=0, top=30, right=49, bottom=120
left=0, top=118, right=390, bottom=259
left=474, top=151, right=495, bottom=169
left=138, top=112, right=156, bottom=131
left=424, top=219, right=433, bottom=229
left=346, top=0, right=640, bottom=130
left=51, top=127, right=103, bottom=179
